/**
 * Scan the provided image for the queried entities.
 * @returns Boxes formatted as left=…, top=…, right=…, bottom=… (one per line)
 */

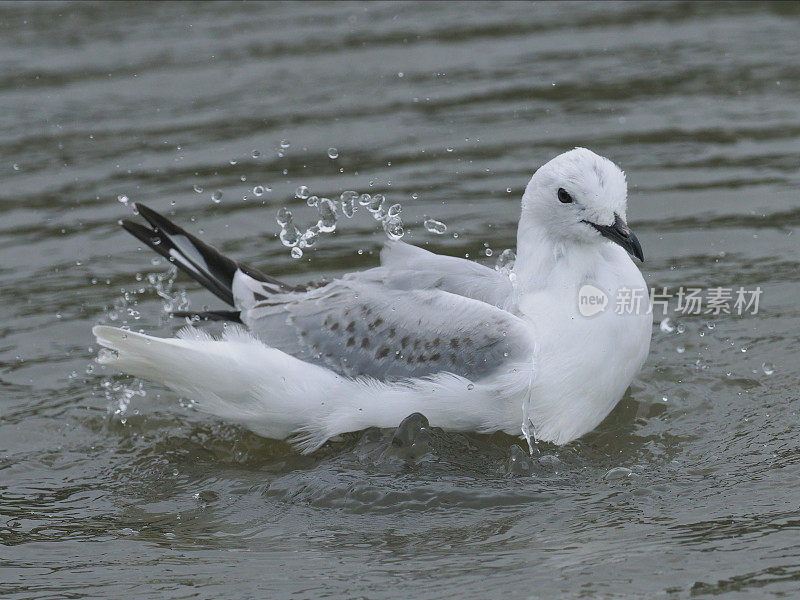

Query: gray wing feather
left=378, top=241, right=514, bottom=308
left=240, top=278, right=531, bottom=381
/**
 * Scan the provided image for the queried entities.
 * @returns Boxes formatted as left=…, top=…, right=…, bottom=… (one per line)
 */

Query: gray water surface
left=2, top=2, right=800, bottom=598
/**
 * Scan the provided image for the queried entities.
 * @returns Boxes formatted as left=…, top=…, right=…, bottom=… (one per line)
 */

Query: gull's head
left=521, top=147, right=644, bottom=261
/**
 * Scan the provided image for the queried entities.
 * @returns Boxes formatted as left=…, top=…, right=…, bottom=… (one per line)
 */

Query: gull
left=93, top=148, right=652, bottom=453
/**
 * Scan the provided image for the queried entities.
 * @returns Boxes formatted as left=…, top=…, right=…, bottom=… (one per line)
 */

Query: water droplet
left=251, top=150, right=261, bottom=158
left=676, top=346, right=685, bottom=354
left=290, top=246, right=303, bottom=259
left=12, top=163, right=20, bottom=171
left=253, top=185, right=265, bottom=196
left=382, top=217, right=404, bottom=240
left=299, top=225, right=320, bottom=248
left=484, top=248, right=493, bottom=257
left=295, top=185, right=310, bottom=200
left=446, top=146, right=454, bottom=152
left=358, top=193, right=372, bottom=206
left=276, top=207, right=292, bottom=227
left=467, top=383, right=475, bottom=390
left=495, top=248, right=516, bottom=272
left=367, top=193, right=385, bottom=214
left=117, top=194, right=129, bottom=204
left=306, top=195, right=319, bottom=207
left=327, top=147, right=339, bottom=159
left=193, top=184, right=203, bottom=193
left=211, top=190, right=223, bottom=203
left=340, top=190, right=358, bottom=218
left=660, top=318, right=675, bottom=333
left=317, top=198, right=337, bottom=233
left=424, top=218, right=447, bottom=234
left=280, top=225, right=301, bottom=247
left=676, top=324, right=686, bottom=334
left=762, top=362, right=775, bottom=375
left=387, top=203, right=402, bottom=218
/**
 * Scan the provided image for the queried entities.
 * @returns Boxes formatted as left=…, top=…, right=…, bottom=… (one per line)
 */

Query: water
left=2, top=2, right=800, bottom=597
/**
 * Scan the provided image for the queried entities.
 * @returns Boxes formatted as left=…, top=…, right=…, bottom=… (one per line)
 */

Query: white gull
left=93, top=147, right=652, bottom=452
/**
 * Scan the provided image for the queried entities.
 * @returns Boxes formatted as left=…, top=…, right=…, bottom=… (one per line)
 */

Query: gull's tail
left=92, top=324, right=342, bottom=449
left=121, top=203, right=294, bottom=316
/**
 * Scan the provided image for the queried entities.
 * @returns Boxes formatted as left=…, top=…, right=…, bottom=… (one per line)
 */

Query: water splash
left=367, top=193, right=385, bottom=217
left=424, top=218, right=446, bottom=234
left=276, top=187, right=405, bottom=258
left=494, top=248, right=516, bottom=274
left=520, top=385, right=537, bottom=456
left=95, top=264, right=189, bottom=422
left=340, top=191, right=358, bottom=218
left=317, top=198, right=337, bottom=233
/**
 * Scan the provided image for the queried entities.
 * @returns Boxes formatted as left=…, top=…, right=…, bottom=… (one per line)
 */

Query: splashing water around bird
left=276, top=187, right=407, bottom=258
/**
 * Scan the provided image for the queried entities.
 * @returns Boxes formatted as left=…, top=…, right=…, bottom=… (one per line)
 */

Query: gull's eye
left=557, top=188, right=573, bottom=203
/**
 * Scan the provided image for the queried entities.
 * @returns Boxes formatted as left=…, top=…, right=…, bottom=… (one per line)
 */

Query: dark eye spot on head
left=557, top=188, right=573, bottom=203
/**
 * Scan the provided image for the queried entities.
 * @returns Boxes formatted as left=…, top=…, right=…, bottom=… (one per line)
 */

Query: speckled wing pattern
left=241, top=275, right=531, bottom=382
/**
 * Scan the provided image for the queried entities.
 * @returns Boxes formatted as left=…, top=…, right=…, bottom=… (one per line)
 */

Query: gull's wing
left=237, top=275, right=533, bottom=382
left=377, top=241, right=514, bottom=308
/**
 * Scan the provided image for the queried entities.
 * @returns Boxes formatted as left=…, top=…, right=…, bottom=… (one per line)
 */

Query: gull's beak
left=586, top=213, right=644, bottom=262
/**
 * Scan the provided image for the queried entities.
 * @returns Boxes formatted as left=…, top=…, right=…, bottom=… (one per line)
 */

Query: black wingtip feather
left=170, top=310, right=242, bottom=323
left=121, top=204, right=236, bottom=305
left=120, top=203, right=296, bottom=308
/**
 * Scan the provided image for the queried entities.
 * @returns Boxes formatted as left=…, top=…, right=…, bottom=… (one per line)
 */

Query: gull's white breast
left=518, top=245, right=652, bottom=444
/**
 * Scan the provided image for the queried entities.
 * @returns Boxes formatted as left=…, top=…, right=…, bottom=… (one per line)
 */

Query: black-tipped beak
left=586, top=213, right=644, bottom=262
